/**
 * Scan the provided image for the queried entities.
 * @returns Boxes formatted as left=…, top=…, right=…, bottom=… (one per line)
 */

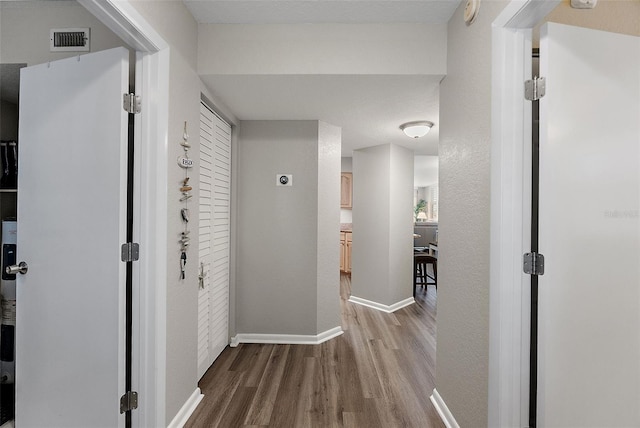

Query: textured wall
left=316, top=122, right=342, bottom=333
left=351, top=144, right=413, bottom=306
left=435, top=1, right=508, bottom=427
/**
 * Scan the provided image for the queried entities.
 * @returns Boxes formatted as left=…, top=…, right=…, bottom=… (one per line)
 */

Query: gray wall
left=316, top=121, right=342, bottom=333
left=0, top=1, right=131, bottom=66
left=351, top=144, right=413, bottom=306
left=435, top=1, right=508, bottom=427
left=236, top=120, right=341, bottom=336
left=388, top=144, right=415, bottom=304
left=118, top=1, right=203, bottom=423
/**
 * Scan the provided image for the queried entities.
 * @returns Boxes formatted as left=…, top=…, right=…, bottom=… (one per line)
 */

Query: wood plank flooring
left=186, top=274, right=443, bottom=428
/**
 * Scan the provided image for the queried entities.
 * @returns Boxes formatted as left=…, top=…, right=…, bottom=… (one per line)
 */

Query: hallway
left=186, top=275, right=443, bottom=427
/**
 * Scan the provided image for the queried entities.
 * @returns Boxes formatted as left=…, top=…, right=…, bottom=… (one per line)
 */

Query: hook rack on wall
left=177, top=121, right=193, bottom=280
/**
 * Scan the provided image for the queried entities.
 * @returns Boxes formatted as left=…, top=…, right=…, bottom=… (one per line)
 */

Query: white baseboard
left=167, top=388, right=204, bottom=428
left=230, top=326, right=343, bottom=347
left=348, top=295, right=414, bottom=313
left=430, top=388, right=460, bottom=428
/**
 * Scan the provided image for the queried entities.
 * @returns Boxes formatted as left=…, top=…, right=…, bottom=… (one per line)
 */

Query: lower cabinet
left=340, top=231, right=352, bottom=273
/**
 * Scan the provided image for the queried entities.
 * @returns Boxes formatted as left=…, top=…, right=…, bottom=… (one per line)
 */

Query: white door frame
left=76, top=1, right=169, bottom=427
left=488, top=1, right=561, bottom=427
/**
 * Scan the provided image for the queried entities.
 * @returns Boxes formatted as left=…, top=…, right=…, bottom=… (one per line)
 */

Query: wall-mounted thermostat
left=570, top=0, right=597, bottom=9
left=276, top=174, right=293, bottom=186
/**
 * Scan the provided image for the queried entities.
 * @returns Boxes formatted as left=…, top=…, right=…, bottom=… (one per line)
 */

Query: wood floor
left=186, top=274, right=443, bottom=428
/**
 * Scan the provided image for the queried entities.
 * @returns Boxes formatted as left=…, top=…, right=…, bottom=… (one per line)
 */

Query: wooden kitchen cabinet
left=340, top=232, right=346, bottom=272
left=340, top=172, right=352, bottom=209
left=340, top=231, right=352, bottom=273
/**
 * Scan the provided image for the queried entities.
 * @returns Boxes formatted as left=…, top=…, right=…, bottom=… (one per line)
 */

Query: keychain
left=178, top=121, right=192, bottom=280
left=180, top=251, right=187, bottom=280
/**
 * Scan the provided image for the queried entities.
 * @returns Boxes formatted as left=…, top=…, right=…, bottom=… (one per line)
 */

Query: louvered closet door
left=198, top=102, right=232, bottom=379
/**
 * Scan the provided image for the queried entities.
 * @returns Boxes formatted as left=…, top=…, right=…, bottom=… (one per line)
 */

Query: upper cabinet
left=340, top=172, right=352, bottom=209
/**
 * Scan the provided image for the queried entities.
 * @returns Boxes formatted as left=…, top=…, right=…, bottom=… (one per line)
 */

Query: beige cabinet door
left=340, top=172, right=352, bottom=208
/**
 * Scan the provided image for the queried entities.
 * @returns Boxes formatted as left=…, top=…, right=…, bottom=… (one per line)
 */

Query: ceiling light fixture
left=400, top=121, right=434, bottom=139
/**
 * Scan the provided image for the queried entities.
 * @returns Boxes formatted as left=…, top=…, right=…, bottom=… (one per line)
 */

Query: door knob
left=6, top=262, right=28, bottom=275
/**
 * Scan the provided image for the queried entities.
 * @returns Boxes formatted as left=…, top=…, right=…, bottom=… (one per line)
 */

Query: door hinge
left=523, top=252, right=545, bottom=275
left=121, top=242, right=140, bottom=262
left=120, top=391, right=138, bottom=413
left=525, top=76, right=546, bottom=101
left=123, top=93, right=141, bottom=114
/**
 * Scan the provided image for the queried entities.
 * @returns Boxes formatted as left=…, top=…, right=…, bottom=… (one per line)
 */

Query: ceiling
left=201, top=74, right=442, bottom=155
left=184, top=0, right=461, bottom=24
left=186, top=0, right=460, bottom=156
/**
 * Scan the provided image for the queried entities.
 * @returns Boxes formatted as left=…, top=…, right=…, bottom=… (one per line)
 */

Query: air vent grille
left=50, top=28, right=90, bottom=52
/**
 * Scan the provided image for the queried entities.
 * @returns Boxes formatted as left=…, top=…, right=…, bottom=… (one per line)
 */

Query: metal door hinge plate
left=525, top=76, right=546, bottom=101
left=121, top=243, right=139, bottom=262
left=123, top=93, right=141, bottom=114
left=120, top=391, right=138, bottom=413
left=524, top=252, right=545, bottom=275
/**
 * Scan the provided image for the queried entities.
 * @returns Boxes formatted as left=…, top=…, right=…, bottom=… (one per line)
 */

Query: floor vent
left=50, top=28, right=90, bottom=52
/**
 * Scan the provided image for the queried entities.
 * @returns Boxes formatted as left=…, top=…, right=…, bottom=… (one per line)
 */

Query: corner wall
left=235, top=120, right=341, bottom=337
left=435, top=1, right=509, bottom=427
left=125, top=1, right=203, bottom=423
left=351, top=144, right=414, bottom=308
left=317, top=122, right=342, bottom=333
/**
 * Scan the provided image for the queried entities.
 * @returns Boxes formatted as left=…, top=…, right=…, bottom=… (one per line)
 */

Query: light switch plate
left=276, top=174, right=293, bottom=186
left=570, top=0, right=597, bottom=9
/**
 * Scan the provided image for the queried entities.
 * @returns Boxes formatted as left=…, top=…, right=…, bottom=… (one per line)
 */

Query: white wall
left=198, top=23, right=447, bottom=76
left=435, top=1, right=509, bottom=426
left=235, top=120, right=341, bottom=336
left=351, top=144, right=413, bottom=307
left=414, top=155, right=439, bottom=187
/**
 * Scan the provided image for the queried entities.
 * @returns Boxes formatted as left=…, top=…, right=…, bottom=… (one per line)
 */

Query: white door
left=538, top=23, right=640, bottom=427
left=197, top=102, right=231, bottom=379
left=16, top=47, right=129, bottom=427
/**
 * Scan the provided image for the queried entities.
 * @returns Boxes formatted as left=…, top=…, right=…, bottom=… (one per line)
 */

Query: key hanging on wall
left=178, top=121, right=193, bottom=280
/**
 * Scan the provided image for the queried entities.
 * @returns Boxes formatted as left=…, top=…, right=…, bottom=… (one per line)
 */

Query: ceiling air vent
left=50, top=28, right=90, bottom=52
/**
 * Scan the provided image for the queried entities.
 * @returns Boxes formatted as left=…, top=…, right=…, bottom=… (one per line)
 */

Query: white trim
left=348, top=295, right=414, bottom=313
left=430, top=389, right=460, bottom=428
left=77, top=0, right=168, bottom=51
left=488, top=2, right=561, bottom=427
left=136, top=47, right=170, bottom=428
left=166, top=388, right=204, bottom=428
left=76, top=2, right=170, bottom=428
left=230, top=326, right=343, bottom=347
